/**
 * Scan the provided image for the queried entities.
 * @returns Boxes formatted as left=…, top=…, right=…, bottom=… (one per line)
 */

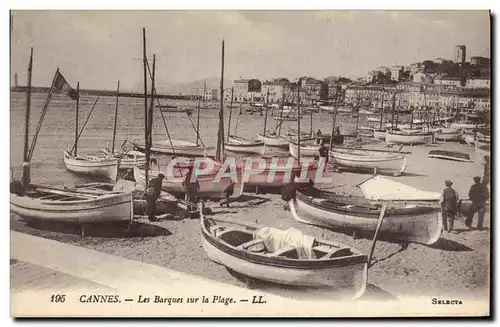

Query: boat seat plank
left=268, top=246, right=297, bottom=257
left=237, top=239, right=265, bottom=252
left=322, top=247, right=352, bottom=259
left=312, top=245, right=334, bottom=253
left=37, top=194, right=73, bottom=200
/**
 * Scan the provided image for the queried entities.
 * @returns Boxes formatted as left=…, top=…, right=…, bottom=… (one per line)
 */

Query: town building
left=233, top=78, right=262, bottom=102
left=433, top=76, right=462, bottom=87
left=454, top=45, right=466, bottom=63
left=413, top=72, right=434, bottom=84
left=465, top=78, right=490, bottom=89
left=391, top=66, right=404, bottom=81
left=471, top=56, right=490, bottom=66
left=261, top=80, right=287, bottom=103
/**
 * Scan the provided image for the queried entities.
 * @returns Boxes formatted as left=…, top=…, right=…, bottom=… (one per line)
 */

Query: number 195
left=50, top=294, right=66, bottom=303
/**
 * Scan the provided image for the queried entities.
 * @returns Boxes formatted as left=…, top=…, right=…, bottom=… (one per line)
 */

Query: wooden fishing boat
left=240, top=157, right=318, bottom=188
left=63, top=150, right=119, bottom=181
left=10, top=183, right=133, bottom=224
left=290, top=188, right=442, bottom=245
left=130, top=138, right=208, bottom=157
left=101, top=148, right=146, bottom=170
left=450, top=123, right=485, bottom=129
left=133, top=160, right=244, bottom=199
left=287, top=128, right=313, bottom=141
left=289, top=140, right=321, bottom=158
left=78, top=181, right=178, bottom=216
left=256, top=133, right=290, bottom=148
left=225, top=135, right=264, bottom=155
left=434, top=128, right=462, bottom=142
left=385, top=130, right=433, bottom=145
left=372, top=129, right=386, bottom=141
left=200, top=209, right=368, bottom=298
left=330, top=147, right=407, bottom=175
left=428, top=150, right=471, bottom=162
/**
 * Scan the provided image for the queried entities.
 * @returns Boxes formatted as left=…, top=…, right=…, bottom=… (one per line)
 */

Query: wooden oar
left=367, top=202, right=387, bottom=267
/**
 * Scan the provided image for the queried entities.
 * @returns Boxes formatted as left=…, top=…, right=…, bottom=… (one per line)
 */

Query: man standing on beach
left=465, top=176, right=489, bottom=231
left=145, top=173, right=165, bottom=222
left=440, top=180, right=459, bottom=233
left=183, top=167, right=200, bottom=217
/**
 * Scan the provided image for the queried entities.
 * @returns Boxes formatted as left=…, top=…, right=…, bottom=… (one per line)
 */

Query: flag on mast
left=54, top=71, right=78, bottom=100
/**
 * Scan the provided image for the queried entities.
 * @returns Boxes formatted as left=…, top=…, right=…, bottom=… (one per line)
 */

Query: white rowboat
left=200, top=209, right=367, bottom=299
left=290, top=189, right=442, bottom=245
left=10, top=184, right=133, bottom=224
left=63, top=150, right=118, bottom=181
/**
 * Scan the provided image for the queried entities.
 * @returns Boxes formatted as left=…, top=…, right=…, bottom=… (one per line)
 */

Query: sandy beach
left=10, top=140, right=490, bottom=302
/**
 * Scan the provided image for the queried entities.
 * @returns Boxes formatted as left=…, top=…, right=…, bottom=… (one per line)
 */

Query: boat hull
left=256, top=134, right=290, bottom=148
left=225, top=143, right=264, bottom=154
left=373, top=130, right=386, bottom=141
left=200, top=214, right=367, bottom=298
left=134, top=165, right=241, bottom=199
left=428, top=150, right=471, bottom=162
left=132, top=139, right=206, bottom=156
left=330, top=150, right=406, bottom=175
left=385, top=132, right=433, bottom=145
left=243, top=157, right=318, bottom=187
left=201, top=234, right=367, bottom=297
left=435, top=133, right=462, bottom=141
left=10, top=188, right=133, bottom=224
left=290, top=193, right=442, bottom=245
left=226, top=136, right=264, bottom=154
left=289, top=142, right=321, bottom=158
left=63, top=151, right=118, bottom=181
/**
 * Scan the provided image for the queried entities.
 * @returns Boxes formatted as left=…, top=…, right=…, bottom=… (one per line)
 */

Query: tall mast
left=263, top=88, right=269, bottom=138
left=196, top=88, right=201, bottom=146
left=23, top=47, right=33, bottom=162
left=148, top=54, right=156, bottom=162
left=203, top=80, right=206, bottom=107
left=227, top=87, right=234, bottom=142
left=379, top=90, right=384, bottom=131
left=296, top=81, right=301, bottom=163
left=216, top=39, right=225, bottom=161
left=74, top=82, right=80, bottom=157
left=329, top=82, right=339, bottom=151
left=142, top=27, right=149, bottom=186
left=111, top=80, right=120, bottom=154
left=309, top=98, right=313, bottom=136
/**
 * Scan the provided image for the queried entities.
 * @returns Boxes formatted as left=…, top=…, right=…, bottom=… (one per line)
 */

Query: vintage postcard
left=9, top=10, right=491, bottom=317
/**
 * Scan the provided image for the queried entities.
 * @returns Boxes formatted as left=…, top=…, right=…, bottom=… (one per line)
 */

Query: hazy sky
left=11, top=10, right=490, bottom=92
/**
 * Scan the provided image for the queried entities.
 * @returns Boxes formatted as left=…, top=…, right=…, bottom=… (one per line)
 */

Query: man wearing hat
left=145, top=173, right=165, bottom=222
left=465, top=176, right=489, bottom=230
left=440, top=180, right=459, bottom=233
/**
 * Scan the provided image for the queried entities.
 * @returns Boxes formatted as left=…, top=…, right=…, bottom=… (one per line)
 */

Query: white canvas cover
left=357, top=175, right=440, bottom=201
left=254, top=227, right=315, bottom=259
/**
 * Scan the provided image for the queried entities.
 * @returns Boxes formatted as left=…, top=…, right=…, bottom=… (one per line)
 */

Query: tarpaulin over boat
left=254, top=227, right=315, bottom=259
left=357, top=175, right=440, bottom=201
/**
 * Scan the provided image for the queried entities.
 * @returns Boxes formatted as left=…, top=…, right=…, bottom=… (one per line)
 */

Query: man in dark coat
left=220, top=182, right=234, bottom=208
left=183, top=168, right=200, bottom=216
left=465, top=176, right=489, bottom=230
left=318, top=144, right=329, bottom=163
left=440, top=180, right=459, bottom=233
left=145, top=173, right=165, bottom=222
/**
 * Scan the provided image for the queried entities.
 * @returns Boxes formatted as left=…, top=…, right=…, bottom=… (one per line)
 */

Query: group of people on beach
left=440, top=176, right=489, bottom=233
